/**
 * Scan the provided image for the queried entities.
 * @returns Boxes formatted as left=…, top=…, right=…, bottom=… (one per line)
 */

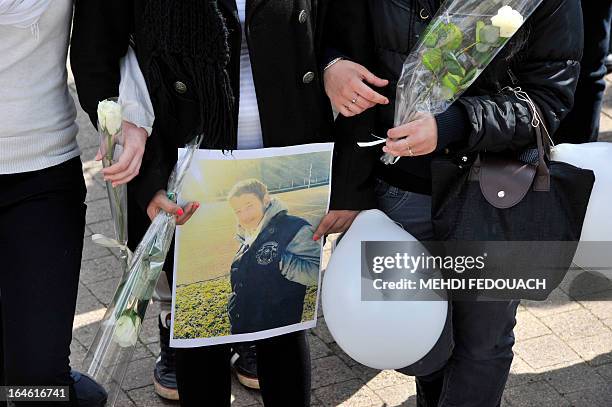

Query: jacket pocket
left=150, top=56, right=203, bottom=140
left=371, top=0, right=415, bottom=55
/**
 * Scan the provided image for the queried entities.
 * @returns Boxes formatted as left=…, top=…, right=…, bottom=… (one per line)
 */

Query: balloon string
left=357, top=134, right=387, bottom=147
left=503, top=86, right=555, bottom=147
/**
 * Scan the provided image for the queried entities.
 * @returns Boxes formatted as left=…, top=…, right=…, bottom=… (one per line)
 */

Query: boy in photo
left=227, top=179, right=320, bottom=335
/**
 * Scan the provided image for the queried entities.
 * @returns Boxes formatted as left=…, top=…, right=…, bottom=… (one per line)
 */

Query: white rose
left=97, top=99, right=123, bottom=136
left=113, top=313, right=141, bottom=348
left=491, top=5, right=524, bottom=38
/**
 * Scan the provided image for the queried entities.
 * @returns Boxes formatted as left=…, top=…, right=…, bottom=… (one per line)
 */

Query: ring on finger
left=351, top=95, right=358, bottom=104
left=407, top=145, right=414, bottom=157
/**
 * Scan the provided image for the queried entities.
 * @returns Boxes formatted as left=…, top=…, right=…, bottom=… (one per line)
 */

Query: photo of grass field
left=172, top=146, right=332, bottom=344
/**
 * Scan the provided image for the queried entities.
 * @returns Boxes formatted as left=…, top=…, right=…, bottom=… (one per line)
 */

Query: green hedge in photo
left=303, top=285, right=317, bottom=321
left=173, top=276, right=318, bottom=339
left=174, top=276, right=232, bottom=339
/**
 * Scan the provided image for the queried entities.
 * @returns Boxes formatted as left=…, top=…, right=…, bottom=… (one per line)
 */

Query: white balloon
left=551, top=142, right=612, bottom=279
left=322, top=210, right=448, bottom=370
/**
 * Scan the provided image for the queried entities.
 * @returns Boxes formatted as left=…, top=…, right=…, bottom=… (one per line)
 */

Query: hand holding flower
left=97, top=121, right=148, bottom=187
left=377, top=4, right=527, bottom=165
left=96, top=100, right=147, bottom=187
left=383, top=113, right=438, bottom=158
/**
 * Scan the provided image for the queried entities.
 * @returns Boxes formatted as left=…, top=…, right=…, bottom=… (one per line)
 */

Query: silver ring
left=351, top=98, right=357, bottom=104
left=408, top=146, right=414, bottom=157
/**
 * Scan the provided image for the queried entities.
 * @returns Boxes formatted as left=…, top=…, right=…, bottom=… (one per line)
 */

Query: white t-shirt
left=235, top=0, right=264, bottom=149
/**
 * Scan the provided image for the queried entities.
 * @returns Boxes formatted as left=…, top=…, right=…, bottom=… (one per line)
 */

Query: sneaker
left=230, top=343, right=260, bottom=390
left=71, top=370, right=107, bottom=407
left=153, top=312, right=179, bottom=401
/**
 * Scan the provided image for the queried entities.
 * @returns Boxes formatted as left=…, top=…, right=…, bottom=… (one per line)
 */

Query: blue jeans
left=375, top=179, right=520, bottom=407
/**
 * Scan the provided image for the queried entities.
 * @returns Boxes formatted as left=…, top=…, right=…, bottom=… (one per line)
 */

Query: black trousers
left=0, top=158, right=86, bottom=406
left=555, top=0, right=612, bottom=143
left=415, top=301, right=519, bottom=407
left=175, top=331, right=311, bottom=407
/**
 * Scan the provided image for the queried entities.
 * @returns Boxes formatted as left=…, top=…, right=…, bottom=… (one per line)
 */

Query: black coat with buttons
left=324, top=0, right=583, bottom=209
left=71, top=0, right=335, bottom=213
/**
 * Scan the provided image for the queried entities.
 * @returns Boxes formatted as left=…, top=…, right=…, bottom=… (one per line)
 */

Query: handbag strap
left=504, top=86, right=552, bottom=192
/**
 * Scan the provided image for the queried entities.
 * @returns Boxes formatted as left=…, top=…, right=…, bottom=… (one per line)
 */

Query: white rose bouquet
left=365, top=0, right=543, bottom=164
left=83, top=136, right=203, bottom=406
left=95, top=98, right=130, bottom=266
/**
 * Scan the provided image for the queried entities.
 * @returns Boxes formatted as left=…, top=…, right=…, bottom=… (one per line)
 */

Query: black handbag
left=431, top=88, right=595, bottom=299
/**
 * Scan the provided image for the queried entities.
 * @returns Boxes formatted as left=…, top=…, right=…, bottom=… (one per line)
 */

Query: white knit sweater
left=0, top=0, right=80, bottom=174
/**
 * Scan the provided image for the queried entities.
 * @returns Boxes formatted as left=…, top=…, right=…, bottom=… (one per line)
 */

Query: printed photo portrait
left=171, top=143, right=333, bottom=347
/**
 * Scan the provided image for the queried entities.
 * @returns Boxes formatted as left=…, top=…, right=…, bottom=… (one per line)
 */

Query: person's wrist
left=324, top=57, right=344, bottom=71
left=142, top=126, right=153, bottom=137
left=122, top=114, right=154, bottom=137
left=137, top=126, right=149, bottom=140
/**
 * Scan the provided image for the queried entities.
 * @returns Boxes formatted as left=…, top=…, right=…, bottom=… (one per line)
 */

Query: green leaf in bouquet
left=475, top=43, right=491, bottom=53
left=443, top=51, right=466, bottom=76
left=442, top=73, right=462, bottom=88
left=435, top=85, right=455, bottom=101
left=442, top=72, right=462, bottom=98
left=472, top=49, right=494, bottom=68
left=423, top=48, right=443, bottom=74
left=439, top=23, right=463, bottom=51
left=476, top=21, right=486, bottom=43
left=440, top=86, right=456, bottom=101
left=480, top=25, right=500, bottom=44
left=459, top=68, right=480, bottom=88
left=496, top=36, right=509, bottom=48
left=422, top=21, right=443, bottom=48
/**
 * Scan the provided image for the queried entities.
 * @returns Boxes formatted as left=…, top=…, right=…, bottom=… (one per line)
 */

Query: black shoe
left=230, top=343, right=260, bottom=390
left=153, top=313, right=179, bottom=401
left=71, top=370, right=108, bottom=407
left=605, top=54, right=612, bottom=74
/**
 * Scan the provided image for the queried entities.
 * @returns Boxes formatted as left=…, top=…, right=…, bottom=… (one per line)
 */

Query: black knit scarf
left=142, top=0, right=235, bottom=150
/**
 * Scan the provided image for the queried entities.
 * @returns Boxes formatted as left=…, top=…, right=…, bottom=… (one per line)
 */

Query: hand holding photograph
left=171, top=143, right=333, bottom=347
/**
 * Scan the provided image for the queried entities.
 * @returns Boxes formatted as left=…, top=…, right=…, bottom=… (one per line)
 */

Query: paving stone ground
left=68, top=70, right=612, bottom=406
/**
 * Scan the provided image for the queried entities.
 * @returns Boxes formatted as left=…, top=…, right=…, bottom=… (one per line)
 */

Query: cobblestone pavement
left=68, top=69, right=612, bottom=406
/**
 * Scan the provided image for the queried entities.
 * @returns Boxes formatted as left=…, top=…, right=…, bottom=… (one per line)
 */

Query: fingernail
left=313, top=235, right=320, bottom=241
left=177, top=209, right=184, bottom=216
left=194, top=203, right=200, bottom=209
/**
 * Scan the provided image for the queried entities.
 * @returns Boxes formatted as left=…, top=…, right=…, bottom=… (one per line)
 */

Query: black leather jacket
left=324, top=0, right=583, bottom=208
